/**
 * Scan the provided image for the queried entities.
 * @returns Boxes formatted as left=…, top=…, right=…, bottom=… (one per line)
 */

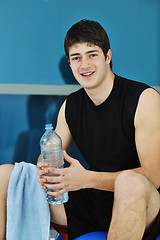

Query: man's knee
left=114, top=170, right=150, bottom=201
left=0, top=165, right=14, bottom=240
left=0, top=164, right=14, bottom=194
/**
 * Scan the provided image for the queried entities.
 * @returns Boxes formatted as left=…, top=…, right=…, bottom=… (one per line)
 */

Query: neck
left=85, top=71, right=115, bottom=106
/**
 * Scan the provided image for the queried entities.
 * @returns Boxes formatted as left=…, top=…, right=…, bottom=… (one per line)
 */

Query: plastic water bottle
left=40, top=123, right=68, bottom=204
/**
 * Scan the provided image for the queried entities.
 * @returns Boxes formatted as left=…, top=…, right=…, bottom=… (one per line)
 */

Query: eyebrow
left=69, top=50, right=99, bottom=57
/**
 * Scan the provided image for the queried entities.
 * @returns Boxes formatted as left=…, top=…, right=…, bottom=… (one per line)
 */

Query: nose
left=80, top=57, right=91, bottom=69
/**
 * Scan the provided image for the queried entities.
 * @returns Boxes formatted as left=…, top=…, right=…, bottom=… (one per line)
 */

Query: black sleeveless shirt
left=65, top=74, right=150, bottom=173
left=64, top=75, right=160, bottom=239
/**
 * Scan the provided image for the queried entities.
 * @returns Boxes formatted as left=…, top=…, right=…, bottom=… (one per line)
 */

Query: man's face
left=68, top=42, right=110, bottom=90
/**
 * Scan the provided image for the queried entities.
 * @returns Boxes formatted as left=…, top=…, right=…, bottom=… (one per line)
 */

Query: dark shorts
left=64, top=189, right=160, bottom=240
left=64, top=188, right=114, bottom=240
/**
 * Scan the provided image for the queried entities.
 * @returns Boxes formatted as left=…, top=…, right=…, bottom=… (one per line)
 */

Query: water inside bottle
left=46, top=190, right=68, bottom=205
left=45, top=167, right=68, bottom=204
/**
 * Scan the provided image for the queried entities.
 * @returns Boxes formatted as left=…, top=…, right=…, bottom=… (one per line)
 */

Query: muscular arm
left=85, top=88, right=160, bottom=191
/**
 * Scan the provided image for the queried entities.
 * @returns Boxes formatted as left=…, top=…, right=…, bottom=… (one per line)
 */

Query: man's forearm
left=85, top=170, right=120, bottom=192
left=85, top=166, right=158, bottom=192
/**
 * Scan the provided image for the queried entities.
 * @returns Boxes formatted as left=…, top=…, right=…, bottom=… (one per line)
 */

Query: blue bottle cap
left=45, top=123, right=53, bottom=130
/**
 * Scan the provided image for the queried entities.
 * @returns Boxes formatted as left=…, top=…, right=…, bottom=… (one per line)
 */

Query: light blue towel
left=6, top=162, right=50, bottom=240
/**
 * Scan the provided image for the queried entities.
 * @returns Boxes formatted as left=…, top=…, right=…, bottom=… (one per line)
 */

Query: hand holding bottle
left=37, top=150, right=89, bottom=197
left=40, top=124, right=68, bottom=204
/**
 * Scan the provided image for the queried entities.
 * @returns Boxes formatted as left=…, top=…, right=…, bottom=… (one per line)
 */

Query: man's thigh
left=0, top=164, right=14, bottom=239
left=0, top=164, right=14, bottom=193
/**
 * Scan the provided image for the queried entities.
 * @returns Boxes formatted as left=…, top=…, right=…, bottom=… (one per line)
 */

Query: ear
left=106, top=49, right=112, bottom=64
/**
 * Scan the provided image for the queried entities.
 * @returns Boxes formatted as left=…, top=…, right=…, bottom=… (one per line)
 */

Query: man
left=37, top=20, right=160, bottom=239
left=0, top=20, right=160, bottom=240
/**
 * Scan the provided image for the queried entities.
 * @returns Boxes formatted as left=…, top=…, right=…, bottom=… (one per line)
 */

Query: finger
left=47, top=188, right=67, bottom=197
left=41, top=184, right=47, bottom=190
left=37, top=176, right=47, bottom=184
left=44, top=183, right=64, bottom=190
left=37, top=168, right=49, bottom=176
left=63, top=150, right=75, bottom=164
left=37, top=162, right=48, bottom=168
left=44, top=175, right=63, bottom=184
left=47, top=167, right=66, bottom=176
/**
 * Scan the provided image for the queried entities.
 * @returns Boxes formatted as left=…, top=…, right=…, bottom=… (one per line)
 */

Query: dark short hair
left=64, top=19, right=112, bottom=69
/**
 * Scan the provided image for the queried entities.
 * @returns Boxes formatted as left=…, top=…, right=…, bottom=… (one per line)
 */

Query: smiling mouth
left=81, top=71, right=95, bottom=77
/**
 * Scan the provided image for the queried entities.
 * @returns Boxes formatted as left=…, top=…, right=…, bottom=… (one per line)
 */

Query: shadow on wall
left=59, top=55, right=78, bottom=85
left=12, top=56, right=88, bottom=168
left=12, top=95, right=66, bottom=165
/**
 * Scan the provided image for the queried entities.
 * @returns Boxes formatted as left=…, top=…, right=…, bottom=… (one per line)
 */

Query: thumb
left=63, top=150, right=75, bottom=164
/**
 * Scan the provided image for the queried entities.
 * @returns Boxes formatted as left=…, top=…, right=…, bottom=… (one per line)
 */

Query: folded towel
left=6, top=161, right=50, bottom=240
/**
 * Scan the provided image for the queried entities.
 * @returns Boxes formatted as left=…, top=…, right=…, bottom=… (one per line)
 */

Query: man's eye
left=90, top=54, right=97, bottom=58
left=72, top=57, right=80, bottom=61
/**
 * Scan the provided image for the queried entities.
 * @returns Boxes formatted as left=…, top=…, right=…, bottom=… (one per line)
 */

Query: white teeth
left=82, top=72, right=93, bottom=76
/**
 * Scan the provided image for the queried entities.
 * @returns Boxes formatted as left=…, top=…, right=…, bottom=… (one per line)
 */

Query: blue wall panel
left=0, top=0, right=159, bottom=85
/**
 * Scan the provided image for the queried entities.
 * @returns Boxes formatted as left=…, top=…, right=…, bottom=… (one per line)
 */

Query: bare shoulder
left=135, top=88, right=160, bottom=127
left=58, top=99, right=67, bottom=114
left=55, top=100, right=73, bottom=151
left=139, top=88, right=160, bottom=107
left=55, top=100, right=67, bottom=131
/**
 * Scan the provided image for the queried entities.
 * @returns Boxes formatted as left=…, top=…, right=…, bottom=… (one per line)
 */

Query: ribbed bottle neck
left=45, top=123, right=53, bottom=131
